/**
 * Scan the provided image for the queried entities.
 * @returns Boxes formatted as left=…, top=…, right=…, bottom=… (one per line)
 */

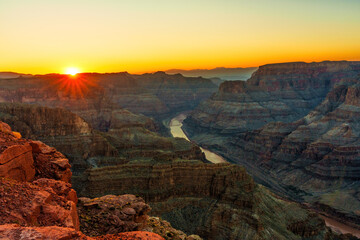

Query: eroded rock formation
left=82, top=159, right=355, bottom=239
left=184, top=61, right=360, bottom=230
left=0, top=121, right=165, bottom=240
left=0, top=71, right=218, bottom=126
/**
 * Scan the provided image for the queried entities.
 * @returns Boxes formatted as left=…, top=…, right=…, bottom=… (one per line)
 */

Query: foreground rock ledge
left=0, top=120, right=165, bottom=240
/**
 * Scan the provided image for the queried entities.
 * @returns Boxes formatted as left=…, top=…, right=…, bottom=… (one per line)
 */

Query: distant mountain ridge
left=0, top=71, right=33, bottom=79
left=165, top=67, right=258, bottom=82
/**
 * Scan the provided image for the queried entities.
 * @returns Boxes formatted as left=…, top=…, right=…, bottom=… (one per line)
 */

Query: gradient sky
left=1, top=0, right=360, bottom=74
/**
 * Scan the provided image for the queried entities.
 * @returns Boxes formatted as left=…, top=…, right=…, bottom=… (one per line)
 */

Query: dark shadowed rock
left=184, top=61, right=360, bottom=231
left=78, top=194, right=151, bottom=236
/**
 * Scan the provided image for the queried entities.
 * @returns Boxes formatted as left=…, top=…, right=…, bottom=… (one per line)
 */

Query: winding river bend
left=169, top=113, right=227, bottom=164
left=169, top=114, right=360, bottom=237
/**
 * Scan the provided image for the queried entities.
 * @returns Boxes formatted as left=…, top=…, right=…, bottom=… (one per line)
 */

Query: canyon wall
left=0, top=104, right=353, bottom=239
left=184, top=61, right=360, bottom=228
left=82, top=160, right=354, bottom=239
left=0, top=103, right=206, bottom=193
left=0, top=72, right=218, bottom=128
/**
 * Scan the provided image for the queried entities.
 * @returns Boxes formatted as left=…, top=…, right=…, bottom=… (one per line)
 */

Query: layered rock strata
left=0, top=120, right=164, bottom=240
left=186, top=61, right=360, bottom=133
left=184, top=61, right=360, bottom=229
left=82, top=160, right=355, bottom=239
left=0, top=103, right=357, bottom=239
left=0, top=71, right=218, bottom=126
left=0, top=103, right=206, bottom=192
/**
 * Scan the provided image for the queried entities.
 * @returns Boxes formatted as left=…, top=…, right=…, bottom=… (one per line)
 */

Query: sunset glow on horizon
left=65, top=67, right=81, bottom=76
left=0, top=0, right=360, bottom=74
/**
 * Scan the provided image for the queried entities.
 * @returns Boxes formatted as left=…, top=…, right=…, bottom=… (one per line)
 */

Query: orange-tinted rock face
left=30, top=140, right=72, bottom=183
left=0, top=120, right=73, bottom=183
left=0, top=224, right=89, bottom=240
left=0, top=225, right=166, bottom=240
left=0, top=121, right=80, bottom=233
left=0, top=121, right=165, bottom=240
left=0, top=177, right=79, bottom=230
left=0, top=143, right=34, bottom=181
left=0, top=122, right=35, bottom=181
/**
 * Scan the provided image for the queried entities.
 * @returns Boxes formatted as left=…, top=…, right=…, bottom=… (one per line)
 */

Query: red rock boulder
left=0, top=224, right=89, bottom=240
left=78, top=194, right=151, bottom=236
left=0, top=177, right=79, bottom=230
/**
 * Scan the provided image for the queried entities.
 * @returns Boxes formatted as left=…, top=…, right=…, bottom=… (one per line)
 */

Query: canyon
left=183, top=61, right=360, bottom=233
left=0, top=119, right=354, bottom=239
left=0, top=62, right=359, bottom=239
left=169, top=113, right=226, bottom=163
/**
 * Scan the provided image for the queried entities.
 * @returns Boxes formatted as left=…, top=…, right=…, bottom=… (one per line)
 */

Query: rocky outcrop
left=184, top=61, right=360, bottom=231
left=0, top=224, right=89, bottom=240
left=31, top=140, right=72, bottom=182
left=0, top=120, right=165, bottom=240
left=0, top=121, right=72, bottom=182
left=145, top=217, right=202, bottom=240
left=0, top=123, right=79, bottom=232
left=0, top=178, right=79, bottom=230
left=78, top=195, right=151, bottom=236
left=0, top=140, right=34, bottom=182
left=0, top=225, right=166, bottom=240
left=0, top=103, right=121, bottom=192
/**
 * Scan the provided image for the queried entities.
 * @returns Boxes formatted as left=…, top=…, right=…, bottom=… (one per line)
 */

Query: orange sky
left=0, top=0, right=359, bottom=74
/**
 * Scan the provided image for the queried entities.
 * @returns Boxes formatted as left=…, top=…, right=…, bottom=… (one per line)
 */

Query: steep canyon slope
left=0, top=103, right=206, bottom=192
left=184, top=61, right=360, bottom=228
left=0, top=103, right=357, bottom=239
left=0, top=120, right=167, bottom=240
left=1, top=65, right=359, bottom=239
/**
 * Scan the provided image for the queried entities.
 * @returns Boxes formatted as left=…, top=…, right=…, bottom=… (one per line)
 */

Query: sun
left=65, top=67, right=81, bottom=76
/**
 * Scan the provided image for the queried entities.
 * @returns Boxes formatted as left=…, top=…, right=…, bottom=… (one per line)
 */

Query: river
left=169, top=113, right=227, bottom=164
left=169, top=113, right=360, bottom=237
left=319, top=214, right=360, bottom=238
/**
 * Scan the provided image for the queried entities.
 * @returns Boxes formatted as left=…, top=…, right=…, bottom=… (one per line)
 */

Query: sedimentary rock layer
left=0, top=121, right=165, bottom=240
left=82, top=161, right=353, bottom=239
left=184, top=61, right=360, bottom=228
left=0, top=103, right=206, bottom=193
left=0, top=71, right=218, bottom=126
left=186, top=61, right=360, bottom=133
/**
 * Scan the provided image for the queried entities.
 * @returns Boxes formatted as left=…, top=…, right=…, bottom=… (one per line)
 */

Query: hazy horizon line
left=1, top=59, right=359, bottom=76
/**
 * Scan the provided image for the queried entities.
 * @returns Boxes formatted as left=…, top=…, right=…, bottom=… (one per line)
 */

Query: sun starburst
left=65, top=67, right=80, bottom=76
